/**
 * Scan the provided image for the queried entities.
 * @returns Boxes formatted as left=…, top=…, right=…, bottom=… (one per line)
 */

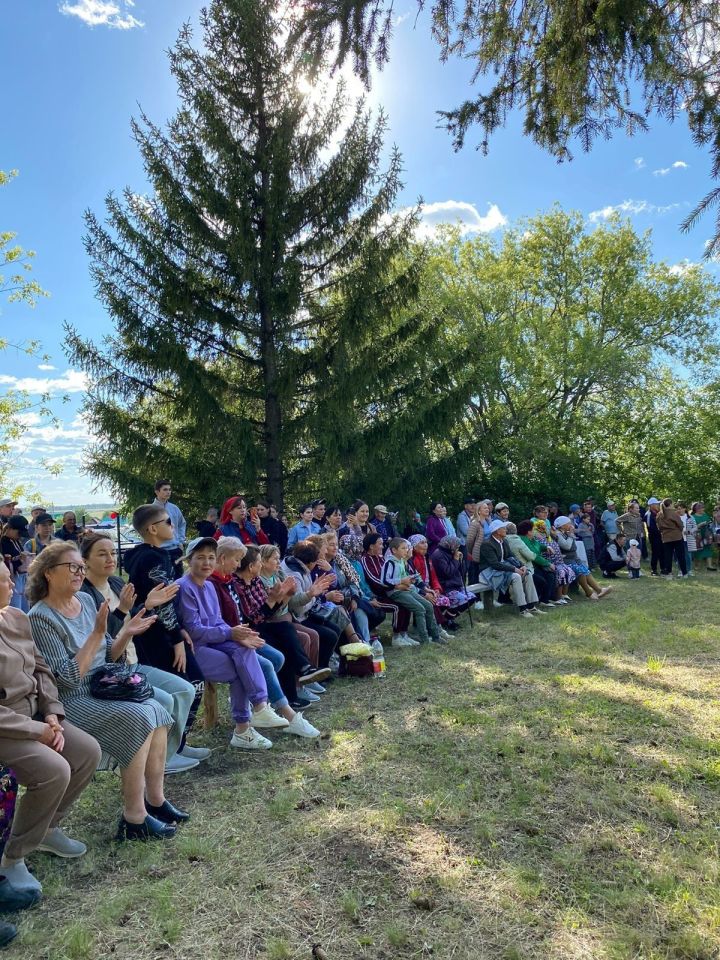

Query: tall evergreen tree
left=66, top=0, right=425, bottom=512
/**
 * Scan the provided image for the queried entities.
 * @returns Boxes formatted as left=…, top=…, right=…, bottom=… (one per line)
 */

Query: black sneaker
left=298, top=666, right=332, bottom=686
left=289, top=697, right=316, bottom=711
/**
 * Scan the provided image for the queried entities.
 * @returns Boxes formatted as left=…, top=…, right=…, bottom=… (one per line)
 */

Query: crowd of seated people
left=0, top=483, right=716, bottom=944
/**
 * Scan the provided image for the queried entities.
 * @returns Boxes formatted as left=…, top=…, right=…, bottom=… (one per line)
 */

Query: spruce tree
left=66, top=0, right=425, bottom=512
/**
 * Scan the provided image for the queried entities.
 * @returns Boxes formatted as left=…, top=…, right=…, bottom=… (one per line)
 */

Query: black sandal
left=145, top=799, right=190, bottom=824
left=116, top=815, right=176, bottom=841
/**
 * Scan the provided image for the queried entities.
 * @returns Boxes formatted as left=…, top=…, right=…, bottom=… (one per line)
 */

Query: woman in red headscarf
left=215, top=497, right=269, bottom=546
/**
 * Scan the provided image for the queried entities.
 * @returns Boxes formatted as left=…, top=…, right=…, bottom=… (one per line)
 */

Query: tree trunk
left=256, top=93, right=284, bottom=511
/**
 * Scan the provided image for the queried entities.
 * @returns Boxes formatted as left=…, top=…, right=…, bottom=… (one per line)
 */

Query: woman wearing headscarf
left=532, top=520, right=575, bottom=604
left=408, top=535, right=454, bottom=633
left=215, top=497, right=269, bottom=547
left=431, top=536, right=478, bottom=607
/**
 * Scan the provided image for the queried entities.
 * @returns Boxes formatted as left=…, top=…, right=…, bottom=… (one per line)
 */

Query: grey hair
left=216, top=536, right=247, bottom=560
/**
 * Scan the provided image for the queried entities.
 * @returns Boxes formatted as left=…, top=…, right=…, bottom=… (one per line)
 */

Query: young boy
left=626, top=538, right=642, bottom=579
left=381, top=538, right=444, bottom=647
left=125, top=503, right=208, bottom=770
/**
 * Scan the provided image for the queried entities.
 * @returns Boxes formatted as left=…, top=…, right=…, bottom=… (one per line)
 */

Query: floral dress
left=537, top=534, right=576, bottom=586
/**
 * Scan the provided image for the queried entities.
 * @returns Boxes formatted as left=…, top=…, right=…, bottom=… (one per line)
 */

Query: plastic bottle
left=371, top=637, right=386, bottom=677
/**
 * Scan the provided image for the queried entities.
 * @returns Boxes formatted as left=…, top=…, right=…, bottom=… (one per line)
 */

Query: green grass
left=15, top=569, right=720, bottom=959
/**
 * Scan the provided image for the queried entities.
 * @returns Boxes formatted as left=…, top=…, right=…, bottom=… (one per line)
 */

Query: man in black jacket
left=477, top=520, right=540, bottom=618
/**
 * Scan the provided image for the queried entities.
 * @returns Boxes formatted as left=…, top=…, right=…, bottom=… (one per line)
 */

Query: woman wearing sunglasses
left=27, top=542, right=188, bottom=842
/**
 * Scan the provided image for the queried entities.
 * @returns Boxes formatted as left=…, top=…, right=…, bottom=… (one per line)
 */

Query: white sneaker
left=439, top=629, right=453, bottom=641
left=531, top=607, right=548, bottom=614
left=230, top=728, right=272, bottom=750
left=493, top=600, right=504, bottom=608
left=474, top=600, right=484, bottom=610
left=539, top=601, right=556, bottom=607
left=251, top=705, right=290, bottom=729
left=284, top=712, right=320, bottom=738
left=587, top=593, right=600, bottom=601
left=519, top=610, right=534, bottom=619
left=179, top=744, right=211, bottom=761
left=393, top=633, right=417, bottom=647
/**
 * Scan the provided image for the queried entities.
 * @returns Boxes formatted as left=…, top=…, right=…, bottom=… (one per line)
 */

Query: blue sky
left=1, top=0, right=715, bottom=507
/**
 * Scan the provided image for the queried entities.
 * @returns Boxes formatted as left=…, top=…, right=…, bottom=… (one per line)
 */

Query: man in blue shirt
left=455, top=497, right=476, bottom=546
left=152, top=478, right=187, bottom=576
left=600, top=500, right=619, bottom=542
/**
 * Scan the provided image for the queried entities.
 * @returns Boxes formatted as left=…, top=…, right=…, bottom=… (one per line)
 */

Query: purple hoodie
left=176, top=573, right=232, bottom=647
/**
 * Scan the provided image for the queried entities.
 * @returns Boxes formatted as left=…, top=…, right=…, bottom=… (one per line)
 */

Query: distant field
left=19, top=570, right=720, bottom=960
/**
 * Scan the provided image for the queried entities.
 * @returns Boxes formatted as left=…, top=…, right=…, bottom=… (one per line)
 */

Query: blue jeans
left=257, top=645, right=288, bottom=708
left=135, top=664, right=195, bottom=756
left=351, top=606, right=371, bottom=643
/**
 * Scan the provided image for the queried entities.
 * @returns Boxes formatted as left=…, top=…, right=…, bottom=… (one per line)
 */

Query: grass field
left=15, top=569, right=720, bottom=960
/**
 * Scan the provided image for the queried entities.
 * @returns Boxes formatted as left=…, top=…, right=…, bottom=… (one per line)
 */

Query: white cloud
left=587, top=199, right=682, bottom=223
left=394, top=12, right=412, bottom=26
left=59, top=0, right=144, bottom=30
left=654, top=160, right=688, bottom=176
left=416, top=200, right=508, bottom=238
left=37, top=363, right=56, bottom=371
left=0, top=369, right=88, bottom=396
left=668, top=259, right=698, bottom=276
left=633, top=157, right=646, bottom=170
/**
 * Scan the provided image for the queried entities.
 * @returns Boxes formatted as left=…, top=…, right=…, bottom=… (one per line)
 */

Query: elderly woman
left=0, top=562, right=100, bottom=903
left=209, top=538, right=320, bottom=737
left=532, top=520, right=574, bottom=603
left=408, top=535, right=462, bottom=637
left=27, top=542, right=186, bottom=842
left=430, top=536, right=478, bottom=608
left=691, top=502, right=716, bottom=571
left=513, top=520, right=557, bottom=606
left=554, top=517, right=611, bottom=600
left=78, top=532, right=203, bottom=775
left=177, top=537, right=289, bottom=750
left=259, top=544, right=322, bottom=671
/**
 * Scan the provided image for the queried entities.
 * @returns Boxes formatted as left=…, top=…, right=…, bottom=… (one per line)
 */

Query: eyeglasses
left=51, top=562, right=86, bottom=575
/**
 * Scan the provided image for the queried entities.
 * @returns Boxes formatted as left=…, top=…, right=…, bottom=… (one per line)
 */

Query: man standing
left=26, top=505, right=45, bottom=539
left=455, top=497, right=476, bottom=547
left=617, top=502, right=645, bottom=552
left=311, top=499, right=327, bottom=528
left=373, top=505, right=397, bottom=547
left=0, top=499, right=17, bottom=522
left=601, top=500, right=619, bottom=543
left=644, top=497, right=663, bottom=576
left=152, top=479, right=187, bottom=577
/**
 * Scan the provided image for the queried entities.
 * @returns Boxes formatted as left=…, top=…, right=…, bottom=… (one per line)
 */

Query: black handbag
left=89, top=663, right=154, bottom=702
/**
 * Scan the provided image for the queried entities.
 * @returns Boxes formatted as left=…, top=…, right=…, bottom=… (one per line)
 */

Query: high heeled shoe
left=145, top=799, right=190, bottom=824
left=116, top=814, right=177, bottom=841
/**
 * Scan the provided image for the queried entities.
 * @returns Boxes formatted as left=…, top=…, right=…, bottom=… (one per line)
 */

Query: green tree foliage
left=66, top=0, right=426, bottom=513
left=310, top=209, right=720, bottom=514
left=297, top=1, right=720, bottom=256
left=0, top=170, right=51, bottom=495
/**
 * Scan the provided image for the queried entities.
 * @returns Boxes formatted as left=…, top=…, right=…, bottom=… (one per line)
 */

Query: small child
left=381, top=537, right=443, bottom=647
left=626, top=538, right=642, bottom=579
